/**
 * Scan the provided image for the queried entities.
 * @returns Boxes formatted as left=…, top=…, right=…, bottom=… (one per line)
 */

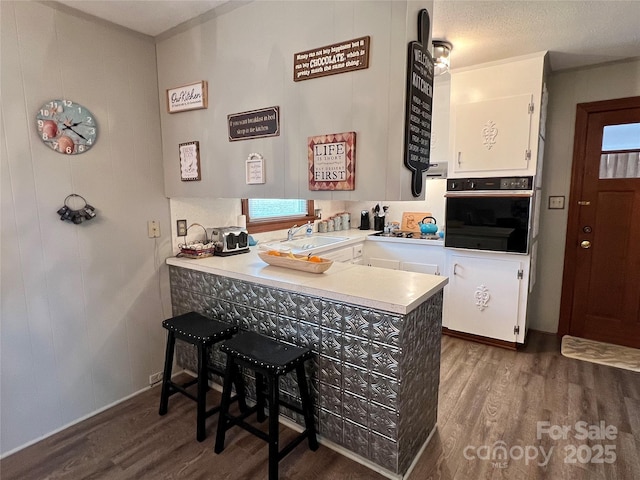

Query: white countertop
left=167, top=231, right=447, bottom=315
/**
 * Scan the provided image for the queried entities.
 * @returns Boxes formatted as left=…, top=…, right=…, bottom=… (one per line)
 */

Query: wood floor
left=2, top=331, right=639, bottom=480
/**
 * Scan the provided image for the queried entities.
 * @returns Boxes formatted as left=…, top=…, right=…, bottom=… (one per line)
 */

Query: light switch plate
left=548, top=196, right=565, bottom=209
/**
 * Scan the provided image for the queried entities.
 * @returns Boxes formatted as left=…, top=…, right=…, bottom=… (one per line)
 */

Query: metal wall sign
left=403, top=9, right=434, bottom=197
left=294, top=36, right=370, bottom=82
left=228, top=106, right=280, bottom=141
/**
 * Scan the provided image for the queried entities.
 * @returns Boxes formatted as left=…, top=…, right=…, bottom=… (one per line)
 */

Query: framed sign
left=228, top=106, right=280, bottom=141
left=179, top=141, right=201, bottom=181
left=246, top=153, right=265, bottom=184
left=308, top=132, right=356, bottom=191
left=167, top=81, right=208, bottom=113
left=294, top=36, right=370, bottom=82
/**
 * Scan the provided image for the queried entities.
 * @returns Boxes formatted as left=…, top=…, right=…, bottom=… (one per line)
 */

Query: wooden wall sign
left=228, top=106, right=280, bottom=141
left=308, top=132, right=356, bottom=191
left=167, top=81, right=208, bottom=113
left=179, top=141, right=201, bottom=181
left=294, top=36, right=370, bottom=82
left=403, top=9, right=434, bottom=197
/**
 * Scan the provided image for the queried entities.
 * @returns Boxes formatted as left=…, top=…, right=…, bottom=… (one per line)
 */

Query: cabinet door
left=444, top=255, right=523, bottom=342
left=369, top=257, right=400, bottom=269
left=452, top=94, right=533, bottom=174
left=401, top=261, right=439, bottom=275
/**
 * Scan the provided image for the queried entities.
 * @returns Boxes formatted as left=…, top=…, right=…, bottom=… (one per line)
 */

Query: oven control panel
left=447, top=176, right=533, bottom=191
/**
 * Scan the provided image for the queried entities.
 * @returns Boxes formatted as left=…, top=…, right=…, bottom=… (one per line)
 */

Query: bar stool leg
left=214, top=355, right=236, bottom=454
left=296, top=364, right=319, bottom=451
left=158, top=331, right=176, bottom=416
left=196, top=343, right=209, bottom=442
left=267, top=375, right=280, bottom=480
left=255, top=372, right=266, bottom=422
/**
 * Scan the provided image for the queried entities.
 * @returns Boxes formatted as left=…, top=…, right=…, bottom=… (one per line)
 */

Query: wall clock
left=35, top=99, right=98, bottom=155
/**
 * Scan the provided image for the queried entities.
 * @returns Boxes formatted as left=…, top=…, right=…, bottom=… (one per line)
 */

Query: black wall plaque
left=403, top=9, right=434, bottom=197
left=228, top=106, right=280, bottom=141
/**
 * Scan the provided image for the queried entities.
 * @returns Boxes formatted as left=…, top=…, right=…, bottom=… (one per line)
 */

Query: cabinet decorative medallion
left=482, top=120, right=498, bottom=150
left=474, top=285, right=491, bottom=311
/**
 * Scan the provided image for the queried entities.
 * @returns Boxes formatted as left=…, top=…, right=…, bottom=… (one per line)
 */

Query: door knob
left=580, top=240, right=591, bottom=249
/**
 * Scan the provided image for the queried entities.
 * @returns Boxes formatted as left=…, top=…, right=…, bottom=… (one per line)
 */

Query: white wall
left=1, top=2, right=172, bottom=456
left=528, top=58, right=640, bottom=332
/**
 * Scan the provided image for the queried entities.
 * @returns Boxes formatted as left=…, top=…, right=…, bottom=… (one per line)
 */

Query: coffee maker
left=360, top=210, right=370, bottom=230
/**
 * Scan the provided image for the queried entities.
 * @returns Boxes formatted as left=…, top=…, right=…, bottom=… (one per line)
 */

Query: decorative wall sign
left=246, top=153, right=265, bottom=184
left=308, top=132, right=356, bottom=191
left=228, top=106, right=280, bottom=141
left=167, top=81, right=208, bottom=113
left=403, top=9, right=434, bottom=197
left=294, top=36, right=370, bottom=82
left=179, top=141, right=201, bottom=181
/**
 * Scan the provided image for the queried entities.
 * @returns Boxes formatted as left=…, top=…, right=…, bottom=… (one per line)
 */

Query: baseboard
left=1, top=383, right=153, bottom=460
left=442, top=327, right=518, bottom=350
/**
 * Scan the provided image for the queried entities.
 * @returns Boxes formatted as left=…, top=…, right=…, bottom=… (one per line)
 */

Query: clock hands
left=62, top=125, right=87, bottom=141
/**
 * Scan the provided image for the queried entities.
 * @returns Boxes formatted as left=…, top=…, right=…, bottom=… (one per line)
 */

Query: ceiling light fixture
left=432, top=40, right=453, bottom=76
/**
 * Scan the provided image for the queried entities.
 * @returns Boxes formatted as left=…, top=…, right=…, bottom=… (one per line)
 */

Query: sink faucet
left=287, top=221, right=311, bottom=240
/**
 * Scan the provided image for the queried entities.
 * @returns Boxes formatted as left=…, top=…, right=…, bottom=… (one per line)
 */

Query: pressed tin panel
left=169, top=266, right=442, bottom=475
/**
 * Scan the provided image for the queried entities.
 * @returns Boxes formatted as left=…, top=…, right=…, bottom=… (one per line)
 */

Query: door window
left=599, top=122, right=640, bottom=178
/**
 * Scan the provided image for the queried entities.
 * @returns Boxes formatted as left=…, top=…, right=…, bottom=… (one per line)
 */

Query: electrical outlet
left=177, top=219, right=187, bottom=236
left=149, top=372, right=163, bottom=385
left=147, top=220, right=160, bottom=238
left=548, top=196, right=565, bottom=209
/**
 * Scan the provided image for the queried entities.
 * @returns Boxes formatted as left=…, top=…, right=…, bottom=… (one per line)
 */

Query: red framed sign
left=308, top=131, right=356, bottom=191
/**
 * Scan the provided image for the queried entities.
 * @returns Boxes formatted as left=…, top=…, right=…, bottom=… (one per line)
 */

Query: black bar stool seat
left=158, top=311, right=245, bottom=442
left=214, top=331, right=318, bottom=480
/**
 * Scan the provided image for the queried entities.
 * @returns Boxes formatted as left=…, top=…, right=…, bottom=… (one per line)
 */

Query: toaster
left=209, top=226, right=250, bottom=256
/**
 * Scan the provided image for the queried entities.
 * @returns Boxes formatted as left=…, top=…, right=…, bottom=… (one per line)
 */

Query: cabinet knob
left=580, top=240, right=591, bottom=249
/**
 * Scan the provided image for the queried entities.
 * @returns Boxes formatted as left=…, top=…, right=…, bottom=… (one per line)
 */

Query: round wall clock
left=35, top=99, right=98, bottom=155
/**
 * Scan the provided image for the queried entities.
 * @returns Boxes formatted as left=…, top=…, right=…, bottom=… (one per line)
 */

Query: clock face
left=35, top=99, right=98, bottom=155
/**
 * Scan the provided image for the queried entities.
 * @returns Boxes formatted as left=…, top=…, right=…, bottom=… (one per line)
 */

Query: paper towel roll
left=237, top=214, right=247, bottom=228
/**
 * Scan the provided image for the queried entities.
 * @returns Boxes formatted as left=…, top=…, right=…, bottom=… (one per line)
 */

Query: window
left=241, top=199, right=316, bottom=233
left=599, top=122, right=640, bottom=179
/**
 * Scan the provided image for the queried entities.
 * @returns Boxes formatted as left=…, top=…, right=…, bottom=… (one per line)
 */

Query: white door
left=452, top=94, right=533, bottom=174
left=444, top=254, right=523, bottom=342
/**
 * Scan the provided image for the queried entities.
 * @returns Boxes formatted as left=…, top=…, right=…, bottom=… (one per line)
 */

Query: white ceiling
left=56, top=0, right=640, bottom=72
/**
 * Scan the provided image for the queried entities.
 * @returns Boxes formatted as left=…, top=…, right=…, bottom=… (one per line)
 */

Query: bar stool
left=158, top=311, right=246, bottom=442
left=214, top=331, right=318, bottom=480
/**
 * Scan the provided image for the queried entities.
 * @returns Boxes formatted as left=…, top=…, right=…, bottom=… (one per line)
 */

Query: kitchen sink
left=263, top=236, right=349, bottom=253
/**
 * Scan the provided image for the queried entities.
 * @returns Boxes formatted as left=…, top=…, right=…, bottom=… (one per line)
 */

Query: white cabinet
left=320, top=241, right=364, bottom=264
left=363, top=240, right=445, bottom=275
left=448, top=52, right=547, bottom=179
left=452, top=94, right=534, bottom=174
left=369, top=257, right=401, bottom=270
left=443, top=252, right=529, bottom=344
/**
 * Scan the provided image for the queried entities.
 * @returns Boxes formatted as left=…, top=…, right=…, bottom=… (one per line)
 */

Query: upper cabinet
left=448, top=52, right=547, bottom=178
left=156, top=1, right=434, bottom=201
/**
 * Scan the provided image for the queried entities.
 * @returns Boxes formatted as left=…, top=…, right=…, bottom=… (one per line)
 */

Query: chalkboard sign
left=403, top=9, right=434, bottom=197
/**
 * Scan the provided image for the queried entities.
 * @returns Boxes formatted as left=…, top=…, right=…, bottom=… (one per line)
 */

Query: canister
left=333, top=215, right=342, bottom=231
left=327, top=218, right=335, bottom=231
left=318, top=221, right=328, bottom=233
left=341, top=213, right=350, bottom=230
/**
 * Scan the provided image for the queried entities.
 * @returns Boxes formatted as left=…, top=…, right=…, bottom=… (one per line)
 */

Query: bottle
left=305, top=222, right=313, bottom=237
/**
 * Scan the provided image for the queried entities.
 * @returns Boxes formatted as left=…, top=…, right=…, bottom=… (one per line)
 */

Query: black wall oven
left=445, top=176, right=534, bottom=254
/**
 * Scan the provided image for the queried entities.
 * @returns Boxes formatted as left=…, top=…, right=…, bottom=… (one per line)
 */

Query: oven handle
left=445, top=191, right=534, bottom=198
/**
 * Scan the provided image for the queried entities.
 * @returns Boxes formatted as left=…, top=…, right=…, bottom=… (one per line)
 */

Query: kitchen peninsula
left=166, top=250, right=447, bottom=478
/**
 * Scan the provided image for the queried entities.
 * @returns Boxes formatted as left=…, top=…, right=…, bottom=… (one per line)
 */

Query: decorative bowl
left=258, top=251, right=333, bottom=274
